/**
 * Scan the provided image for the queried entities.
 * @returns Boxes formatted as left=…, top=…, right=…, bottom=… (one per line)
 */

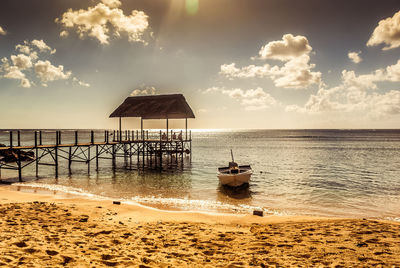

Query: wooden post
left=95, top=145, right=99, bottom=171
left=119, top=117, right=122, bottom=142
left=39, top=131, right=42, bottom=146
left=190, top=130, right=192, bottom=162
left=87, top=146, right=90, bottom=174
left=68, top=146, right=72, bottom=173
left=175, top=141, right=178, bottom=163
left=75, top=130, right=78, bottom=145
left=9, top=131, right=12, bottom=148
left=141, top=118, right=143, bottom=140
left=55, top=135, right=58, bottom=178
left=112, top=144, right=116, bottom=170
left=129, top=144, right=132, bottom=169
left=91, top=130, right=94, bottom=144
left=142, top=140, right=145, bottom=168
left=17, top=130, right=20, bottom=147
left=35, top=131, right=38, bottom=177
left=106, top=130, right=109, bottom=144
left=159, top=130, right=162, bottom=170
left=185, top=118, right=188, bottom=140
left=166, top=118, right=169, bottom=141
left=113, top=130, right=115, bottom=142
left=58, top=131, right=62, bottom=145
left=17, top=149, right=22, bottom=182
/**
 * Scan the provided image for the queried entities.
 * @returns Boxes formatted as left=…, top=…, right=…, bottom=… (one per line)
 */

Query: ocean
left=1, top=129, right=400, bottom=220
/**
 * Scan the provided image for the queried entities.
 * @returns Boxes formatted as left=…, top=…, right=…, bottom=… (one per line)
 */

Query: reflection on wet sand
left=218, top=183, right=252, bottom=200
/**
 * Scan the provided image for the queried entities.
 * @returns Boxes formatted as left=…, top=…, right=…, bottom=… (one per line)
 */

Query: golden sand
left=0, top=187, right=399, bottom=267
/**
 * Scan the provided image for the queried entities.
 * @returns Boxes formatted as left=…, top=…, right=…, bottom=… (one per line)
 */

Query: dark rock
left=253, top=210, right=264, bottom=217
left=0, top=147, right=35, bottom=163
left=113, top=201, right=121, bottom=205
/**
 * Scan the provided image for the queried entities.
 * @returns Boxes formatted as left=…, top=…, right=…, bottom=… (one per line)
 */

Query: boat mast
left=230, top=149, right=234, bottom=162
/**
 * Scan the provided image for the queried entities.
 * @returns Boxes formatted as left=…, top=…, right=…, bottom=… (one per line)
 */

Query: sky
left=0, top=0, right=399, bottom=129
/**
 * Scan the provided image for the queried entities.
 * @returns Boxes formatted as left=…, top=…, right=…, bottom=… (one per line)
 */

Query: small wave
left=11, top=182, right=107, bottom=201
left=384, top=217, right=400, bottom=222
left=10, top=182, right=286, bottom=216
left=128, top=196, right=286, bottom=215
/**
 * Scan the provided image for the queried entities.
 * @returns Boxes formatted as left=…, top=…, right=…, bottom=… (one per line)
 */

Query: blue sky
left=0, top=0, right=399, bottom=129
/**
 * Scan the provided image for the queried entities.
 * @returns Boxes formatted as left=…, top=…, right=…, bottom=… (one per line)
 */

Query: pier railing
left=0, top=129, right=192, bottom=181
left=0, top=129, right=192, bottom=149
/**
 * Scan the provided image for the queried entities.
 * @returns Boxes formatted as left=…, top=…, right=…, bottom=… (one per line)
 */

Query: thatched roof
left=109, top=94, right=195, bottom=119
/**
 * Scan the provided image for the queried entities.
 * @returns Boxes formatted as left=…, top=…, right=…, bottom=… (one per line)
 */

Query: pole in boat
left=230, top=149, right=234, bottom=162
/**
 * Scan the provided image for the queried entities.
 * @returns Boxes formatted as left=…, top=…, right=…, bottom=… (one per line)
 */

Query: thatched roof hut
left=109, top=94, right=195, bottom=119
left=110, top=94, right=195, bottom=139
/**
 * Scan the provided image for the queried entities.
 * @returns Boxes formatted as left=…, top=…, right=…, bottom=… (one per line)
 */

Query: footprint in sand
left=45, top=250, right=59, bottom=256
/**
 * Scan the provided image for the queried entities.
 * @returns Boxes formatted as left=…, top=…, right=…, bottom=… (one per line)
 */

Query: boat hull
left=217, top=170, right=252, bottom=187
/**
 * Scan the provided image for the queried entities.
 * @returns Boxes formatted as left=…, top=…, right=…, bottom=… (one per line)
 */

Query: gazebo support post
left=141, top=118, right=143, bottom=140
left=166, top=118, right=169, bottom=141
left=185, top=118, right=188, bottom=141
left=119, top=117, right=122, bottom=142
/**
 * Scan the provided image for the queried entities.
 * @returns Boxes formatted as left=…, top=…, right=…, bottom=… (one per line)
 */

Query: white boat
left=217, top=150, right=252, bottom=187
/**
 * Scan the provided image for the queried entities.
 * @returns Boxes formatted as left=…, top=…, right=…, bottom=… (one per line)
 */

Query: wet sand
left=0, top=187, right=399, bottom=267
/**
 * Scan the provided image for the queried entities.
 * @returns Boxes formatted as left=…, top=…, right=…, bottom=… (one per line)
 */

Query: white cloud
left=10, top=54, right=33, bottom=70
left=341, top=69, right=385, bottom=90
left=16, top=40, right=53, bottom=58
left=73, top=77, right=90, bottom=87
left=60, top=30, right=69, bottom=38
left=386, top=59, right=400, bottom=81
left=220, top=63, right=271, bottom=79
left=15, top=42, right=31, bottom=55
left=269, top=55, right=321, bottom=89
left=101, top=0, right=121, bottom=8
left=130, top=86, right=156, bottom=96
left=31, top=39, right=56, bottom=54
left=341, top=60, right=400, bottom=91
left=0, top=26, right=6, bottom=35
left=1, top=40, right=88, bottom=88
left=202, top=86, right=222, bottom=93
left=220, top=55, right=321, bottom=89
left=197, top=108, right=208, bottom=113
left=34, top=60, right=71, bottom=85
left=258, top=34, right=312, bottom=61
left=0, top=58, right=31, bottom=88
left=220, top=34, right=321, bottom=89
left=348, top=51, right=362, bottom=63
left=3, top=66, right=31, bottom=88
left=204, top=87, right=277, bottom=110
left=56, top=1, right=149, bottom=45
left=367, top=10, right=400, bottom=50
left=287, top=60, right=400, bottom=118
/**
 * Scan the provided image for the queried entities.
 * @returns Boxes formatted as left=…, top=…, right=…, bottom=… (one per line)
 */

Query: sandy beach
left=0, top=187, right=398, bottom=267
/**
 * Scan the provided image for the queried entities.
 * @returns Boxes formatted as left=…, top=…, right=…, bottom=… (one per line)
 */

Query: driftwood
left=0, top=144, right=35, bottom=163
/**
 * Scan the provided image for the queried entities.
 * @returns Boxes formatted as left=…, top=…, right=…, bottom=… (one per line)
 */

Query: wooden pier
left=0, top=94, right=196, bottom=181
left=0, top=129, right=192, bottom=181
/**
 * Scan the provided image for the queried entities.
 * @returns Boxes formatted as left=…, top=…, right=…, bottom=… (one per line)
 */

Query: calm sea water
left=1, top=129, right=400, bottom=220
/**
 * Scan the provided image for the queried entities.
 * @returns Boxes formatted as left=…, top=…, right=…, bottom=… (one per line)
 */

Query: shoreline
left=1, top=186, right=400, bottom=266
left=0, top=186, right=325, bottom=224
